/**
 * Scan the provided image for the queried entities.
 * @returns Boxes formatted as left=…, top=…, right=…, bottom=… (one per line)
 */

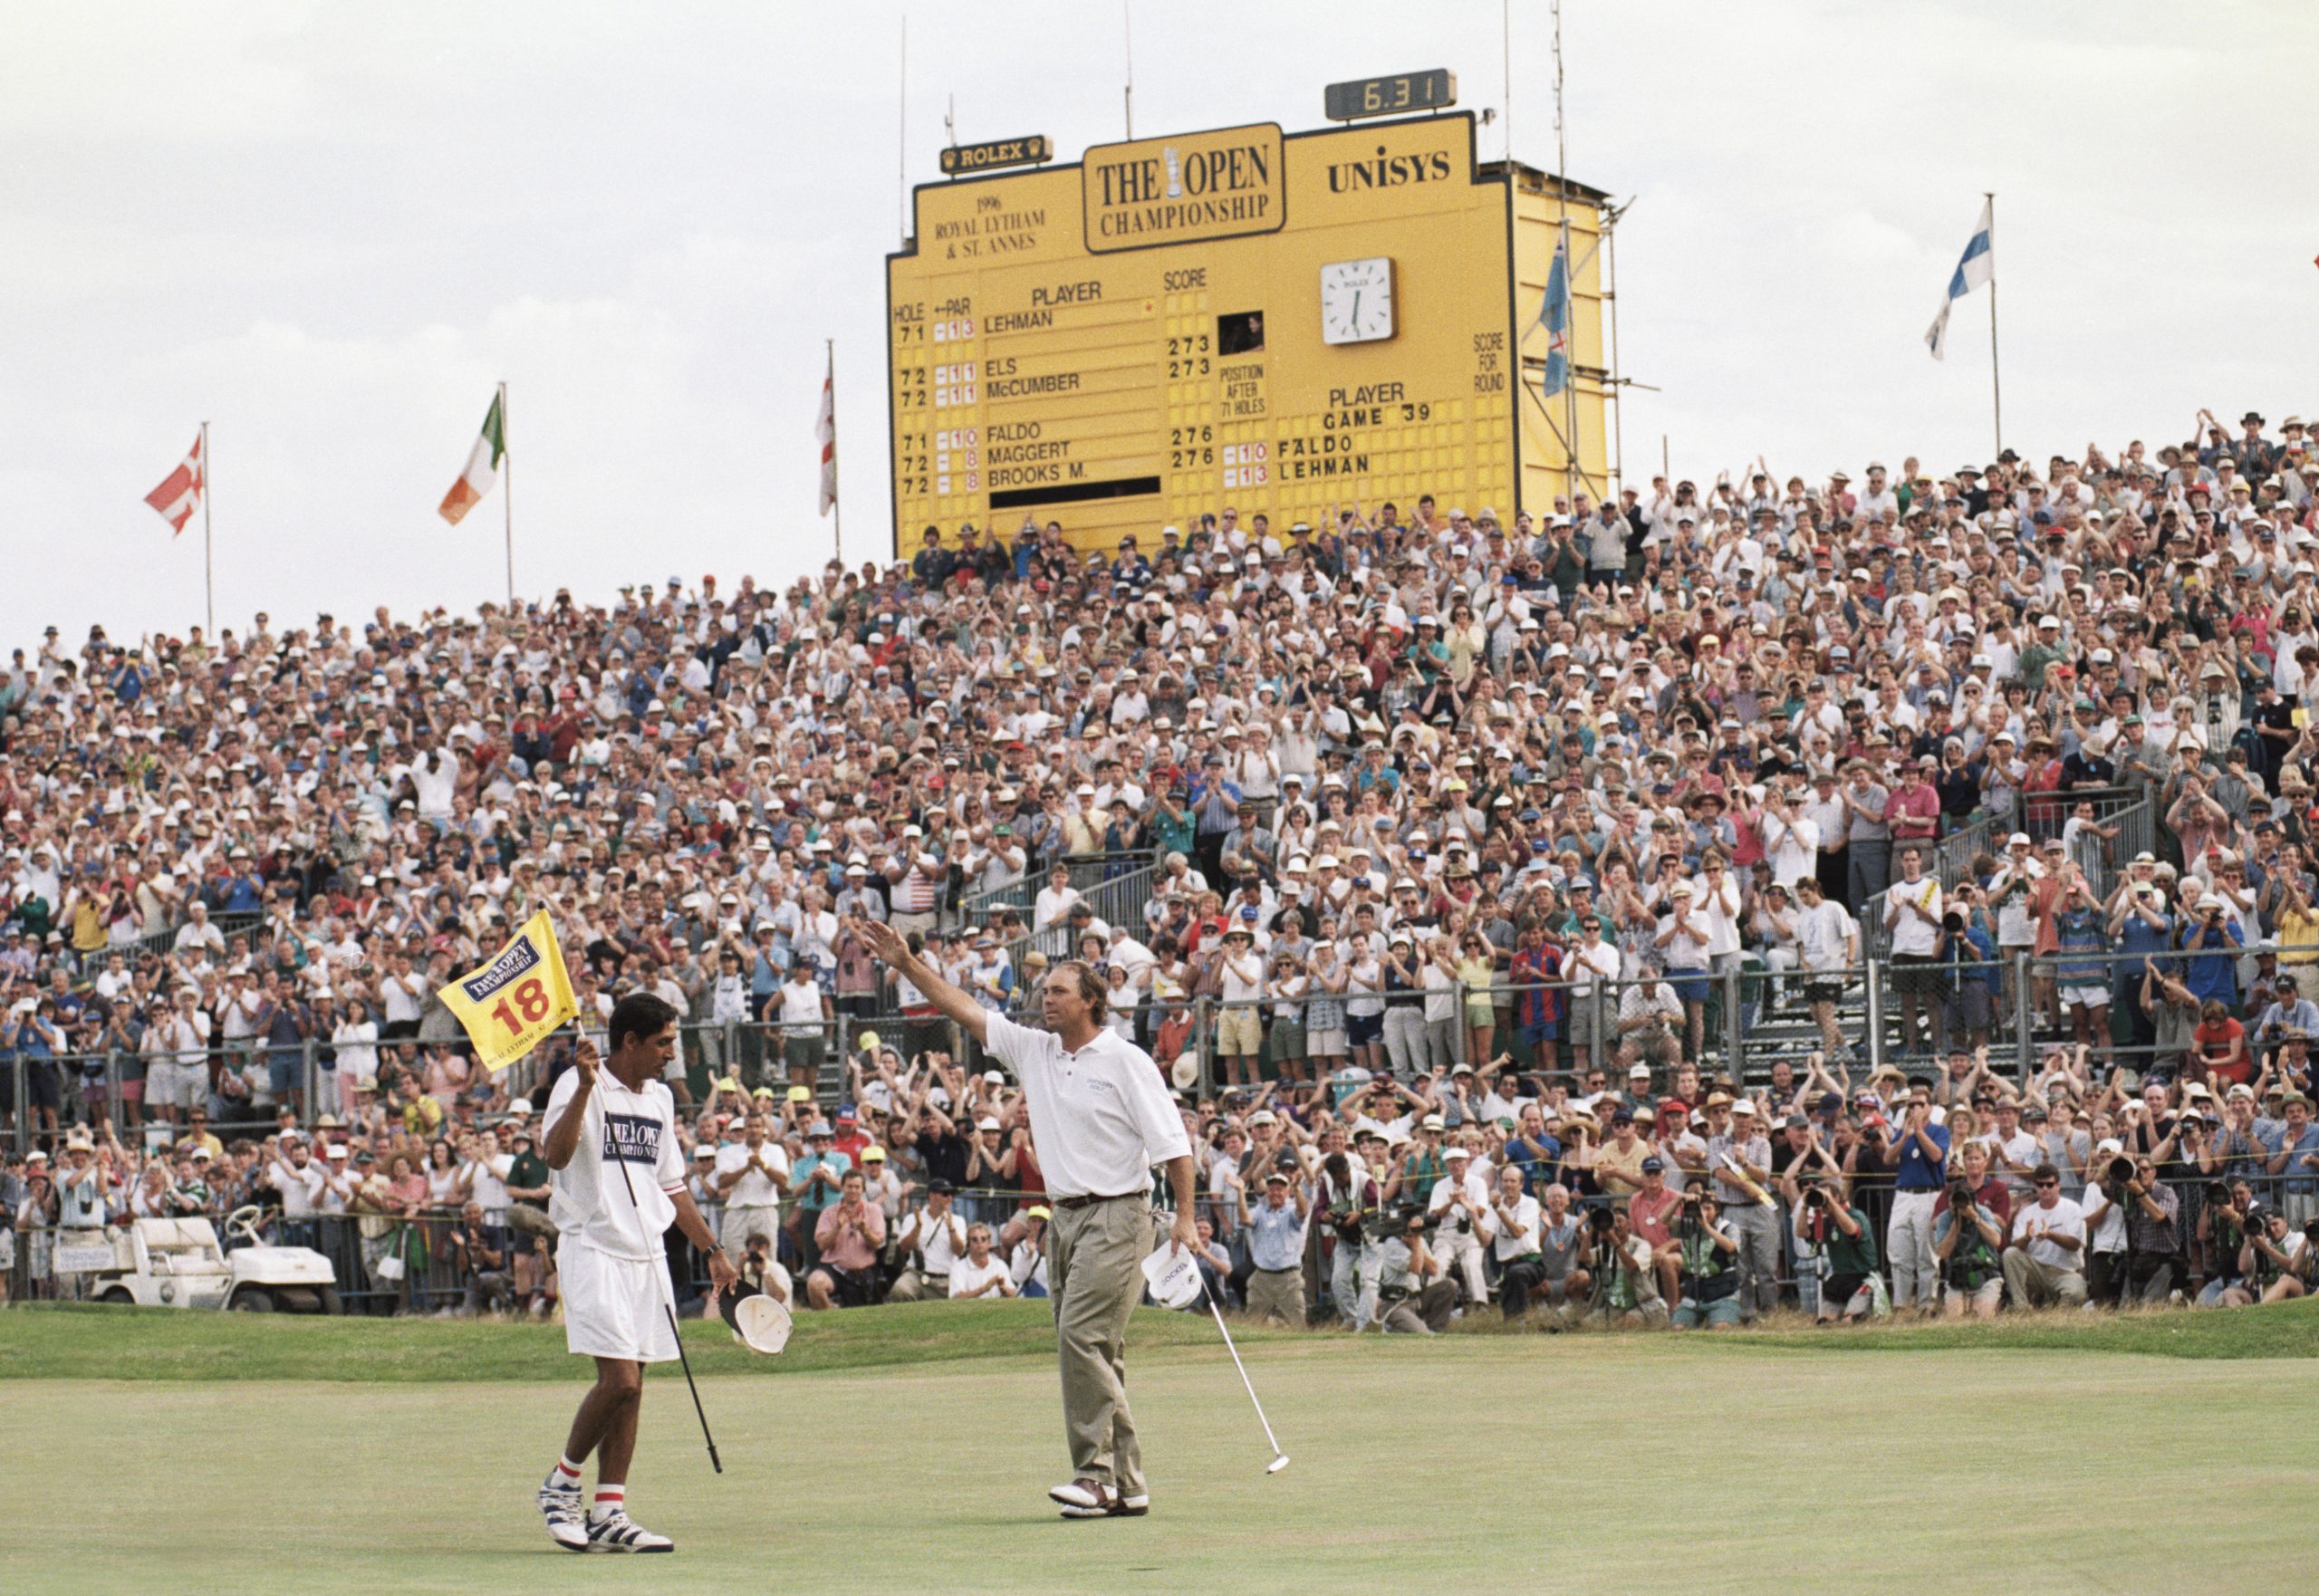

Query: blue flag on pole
left=1924, top=199, right=1995, bottom=361
left=1535, top=236, right=1572, bottom=398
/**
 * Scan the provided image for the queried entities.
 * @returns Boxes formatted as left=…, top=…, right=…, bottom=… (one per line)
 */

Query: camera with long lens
left=1949, top=1177, right=1977, bottom=1207
left=2104, top=1155, right=2137, bottom=1187
left=1585, top=1204, right=1615, bottom=1234
left=1803, top=1187, right=1831, bottom=1212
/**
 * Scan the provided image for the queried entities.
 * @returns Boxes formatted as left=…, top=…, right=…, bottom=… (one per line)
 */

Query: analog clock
left=1320, top=256, right=1394, bottom=345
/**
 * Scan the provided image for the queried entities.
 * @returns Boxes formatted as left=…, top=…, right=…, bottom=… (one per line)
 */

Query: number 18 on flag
left=438, top=909, right=581, bottom=1072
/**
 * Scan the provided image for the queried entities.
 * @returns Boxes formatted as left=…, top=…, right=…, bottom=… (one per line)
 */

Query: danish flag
left=144, top=431, right=206, bottom=536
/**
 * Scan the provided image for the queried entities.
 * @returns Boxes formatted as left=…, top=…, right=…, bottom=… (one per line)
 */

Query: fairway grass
left=4, top=1307, right=2318, bottom=1595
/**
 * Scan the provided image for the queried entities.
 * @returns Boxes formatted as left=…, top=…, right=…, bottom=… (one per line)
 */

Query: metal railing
left=1861, top=793, right=2153, bottom=966
left=8, top=886, right=2306, bottom=1154
left=14, top=1154, right=2313, bottom=1320
left=958, top=847, right=1161, bottom=926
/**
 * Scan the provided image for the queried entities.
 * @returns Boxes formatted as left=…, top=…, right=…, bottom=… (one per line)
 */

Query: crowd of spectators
left=7, top=402, right=2319, bottom=1325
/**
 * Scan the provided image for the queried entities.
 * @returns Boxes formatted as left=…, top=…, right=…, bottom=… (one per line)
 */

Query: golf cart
left=87, top=1206, right=342, bottom=1314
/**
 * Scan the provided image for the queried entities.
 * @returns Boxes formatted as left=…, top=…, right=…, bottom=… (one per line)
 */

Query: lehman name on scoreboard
left=887, top=109, right=1611, bottom=559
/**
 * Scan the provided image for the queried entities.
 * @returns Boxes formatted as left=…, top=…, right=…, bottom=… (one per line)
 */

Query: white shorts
left=149, top=1060, right=207, bottom=1111
left=557, top=1239, right=679, bottom=1363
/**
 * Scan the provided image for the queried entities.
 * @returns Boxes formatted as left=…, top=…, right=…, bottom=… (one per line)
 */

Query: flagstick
left=1984, top=192, right=2002, bottom=457
left=199, top=419, right=214, bottom=639
left=500, top=380, right=515, bottom=609
left=826, top=340, right=843, bottom=564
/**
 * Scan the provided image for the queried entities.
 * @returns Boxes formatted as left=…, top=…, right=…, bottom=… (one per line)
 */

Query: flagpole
left=1984, top=191, right=2002, bottom=457
left=1553, top=0, right=1579, bottom=500
left=200, top=419, right=214, bottom=638
left=500, top=380, right=514, bottom=609
left=826, top=341, right=843, bottom=563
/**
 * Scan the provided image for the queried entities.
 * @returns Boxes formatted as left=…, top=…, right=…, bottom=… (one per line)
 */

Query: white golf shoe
left=586, top=1508, right=674, bottom=1553
left=536, top=1478, right=589, bottom=1553
left=1051, top=1477, right=1149, bottom=1518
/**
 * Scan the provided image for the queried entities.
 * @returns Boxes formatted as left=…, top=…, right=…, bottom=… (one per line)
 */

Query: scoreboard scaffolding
left=887, top=109, right=1611, bottom=558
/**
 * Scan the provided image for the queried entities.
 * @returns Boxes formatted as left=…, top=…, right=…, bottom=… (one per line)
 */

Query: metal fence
left=1862, top=792, right=2153, bottom=966
left=12, top=1156, right=2314, bottom=1322
left=959, top=847, right=1161, bottom=927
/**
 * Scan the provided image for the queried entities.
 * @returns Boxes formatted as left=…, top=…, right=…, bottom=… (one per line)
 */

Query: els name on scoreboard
left=889, top=111, right=1556, bottom=558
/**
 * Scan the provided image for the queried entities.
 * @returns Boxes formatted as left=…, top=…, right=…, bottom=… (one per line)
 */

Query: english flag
left=144, top=431, right=206, bottom=536
left=816, top=354, right=837, bottom=517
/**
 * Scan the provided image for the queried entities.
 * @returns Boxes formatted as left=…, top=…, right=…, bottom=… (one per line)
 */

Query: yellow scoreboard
left=887, top=111, right=1611, bottom=558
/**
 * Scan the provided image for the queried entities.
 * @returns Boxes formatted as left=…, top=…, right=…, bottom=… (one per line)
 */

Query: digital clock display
left=1323, top=70, right=1457, bottom=122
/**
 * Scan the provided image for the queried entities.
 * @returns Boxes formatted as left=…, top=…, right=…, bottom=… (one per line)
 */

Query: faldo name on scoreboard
left=887, top=92, right=1612, bottom=560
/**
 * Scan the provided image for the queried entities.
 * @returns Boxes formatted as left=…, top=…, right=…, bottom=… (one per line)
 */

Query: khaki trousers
left=1244, top=1265, right=1304, bottom=1326
left=1047, top=1194, right=1156, bottom=1495
left=719, top=1206, right=780, bottom=1259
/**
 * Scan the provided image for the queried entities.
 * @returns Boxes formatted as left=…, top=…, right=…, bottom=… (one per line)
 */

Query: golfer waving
left=862, top=921, right=1195, bottom=1520
left=536, top=994, right=736, bottom=1553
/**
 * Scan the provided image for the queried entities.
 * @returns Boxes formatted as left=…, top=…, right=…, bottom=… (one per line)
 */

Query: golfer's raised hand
left=860, top=919, right=909, bottom=966
left=572, top=1036, right=601, bottom=1091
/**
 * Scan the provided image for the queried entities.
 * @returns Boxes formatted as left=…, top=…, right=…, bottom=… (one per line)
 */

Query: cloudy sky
left=5, top=1, right=2313, bottom=653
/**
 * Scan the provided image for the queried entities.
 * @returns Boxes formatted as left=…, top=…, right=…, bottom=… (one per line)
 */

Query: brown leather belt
left=1054, top=1190, right=1142, bottom=1210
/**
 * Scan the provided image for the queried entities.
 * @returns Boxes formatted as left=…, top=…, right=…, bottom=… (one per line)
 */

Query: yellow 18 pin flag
left=438, top=909, right=580, bottom=1072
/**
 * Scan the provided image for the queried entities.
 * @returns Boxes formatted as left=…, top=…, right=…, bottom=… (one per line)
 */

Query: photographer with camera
left=1320, top=1142, right=1382, bottom=1328
left=1795, top=1171, right=1878, bottom=1322
left=1931, top=1141, right=2011, bottom=1319
left=2002, top=1163, right=2089, bottom=1309
left=2199, top=1180, right=2263, bottom=1306
left=2243, top=1209, right=2316, bottom=1303
left=736, top=1227, right=793, bottom=1306
left=1580, top=1203, right=1667, bottom=1330
left=2087, top=1151, right=2181, bottom=1305
left=1372, top=1205, right=1458, bottom=1334
left=1663, top=1188, right=1743, bottom=1330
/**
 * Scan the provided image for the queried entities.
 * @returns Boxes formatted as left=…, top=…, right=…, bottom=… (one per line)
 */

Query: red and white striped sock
left=592, top=1485, right=625, bottom=1518
left=550, top=1455, right=583, bottom=1487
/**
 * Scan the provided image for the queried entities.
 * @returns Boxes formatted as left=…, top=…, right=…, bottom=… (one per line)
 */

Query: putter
left=1200, top=1276, right=1289, bottom=1474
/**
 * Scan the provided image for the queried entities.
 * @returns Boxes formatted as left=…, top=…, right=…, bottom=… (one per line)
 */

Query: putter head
left=1265, top=1455, right=1291, bottom=1475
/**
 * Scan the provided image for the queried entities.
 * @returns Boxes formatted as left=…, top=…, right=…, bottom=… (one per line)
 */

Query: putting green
left=2, top=1308, right=2314, bottom=1594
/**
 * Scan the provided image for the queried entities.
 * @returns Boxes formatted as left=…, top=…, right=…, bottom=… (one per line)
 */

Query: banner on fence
left=437, top=910, right=579, bottom=1072
left=53, top=1242, right=118, bottom=1274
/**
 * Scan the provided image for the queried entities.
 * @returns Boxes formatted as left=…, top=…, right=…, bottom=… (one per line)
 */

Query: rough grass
left=3, top=1292, right=2313, bottom=1384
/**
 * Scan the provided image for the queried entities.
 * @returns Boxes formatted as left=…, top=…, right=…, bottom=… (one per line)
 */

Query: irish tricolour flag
left=438, top=390, right=505, bottom=524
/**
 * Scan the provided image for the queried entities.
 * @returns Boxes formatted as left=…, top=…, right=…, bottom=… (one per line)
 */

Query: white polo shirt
left=546, top=1069, right=685, bottom=1262
left=1886, top=875, right=1943, bottom=957
left=1490, top=1190, right=1543, bottom=1260
left=2010, top=1195, right=2087, bottom=1269
left=715, top=1139, right=790, bottom=1209
left=984, top=1012, right=1191, bottom=1199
